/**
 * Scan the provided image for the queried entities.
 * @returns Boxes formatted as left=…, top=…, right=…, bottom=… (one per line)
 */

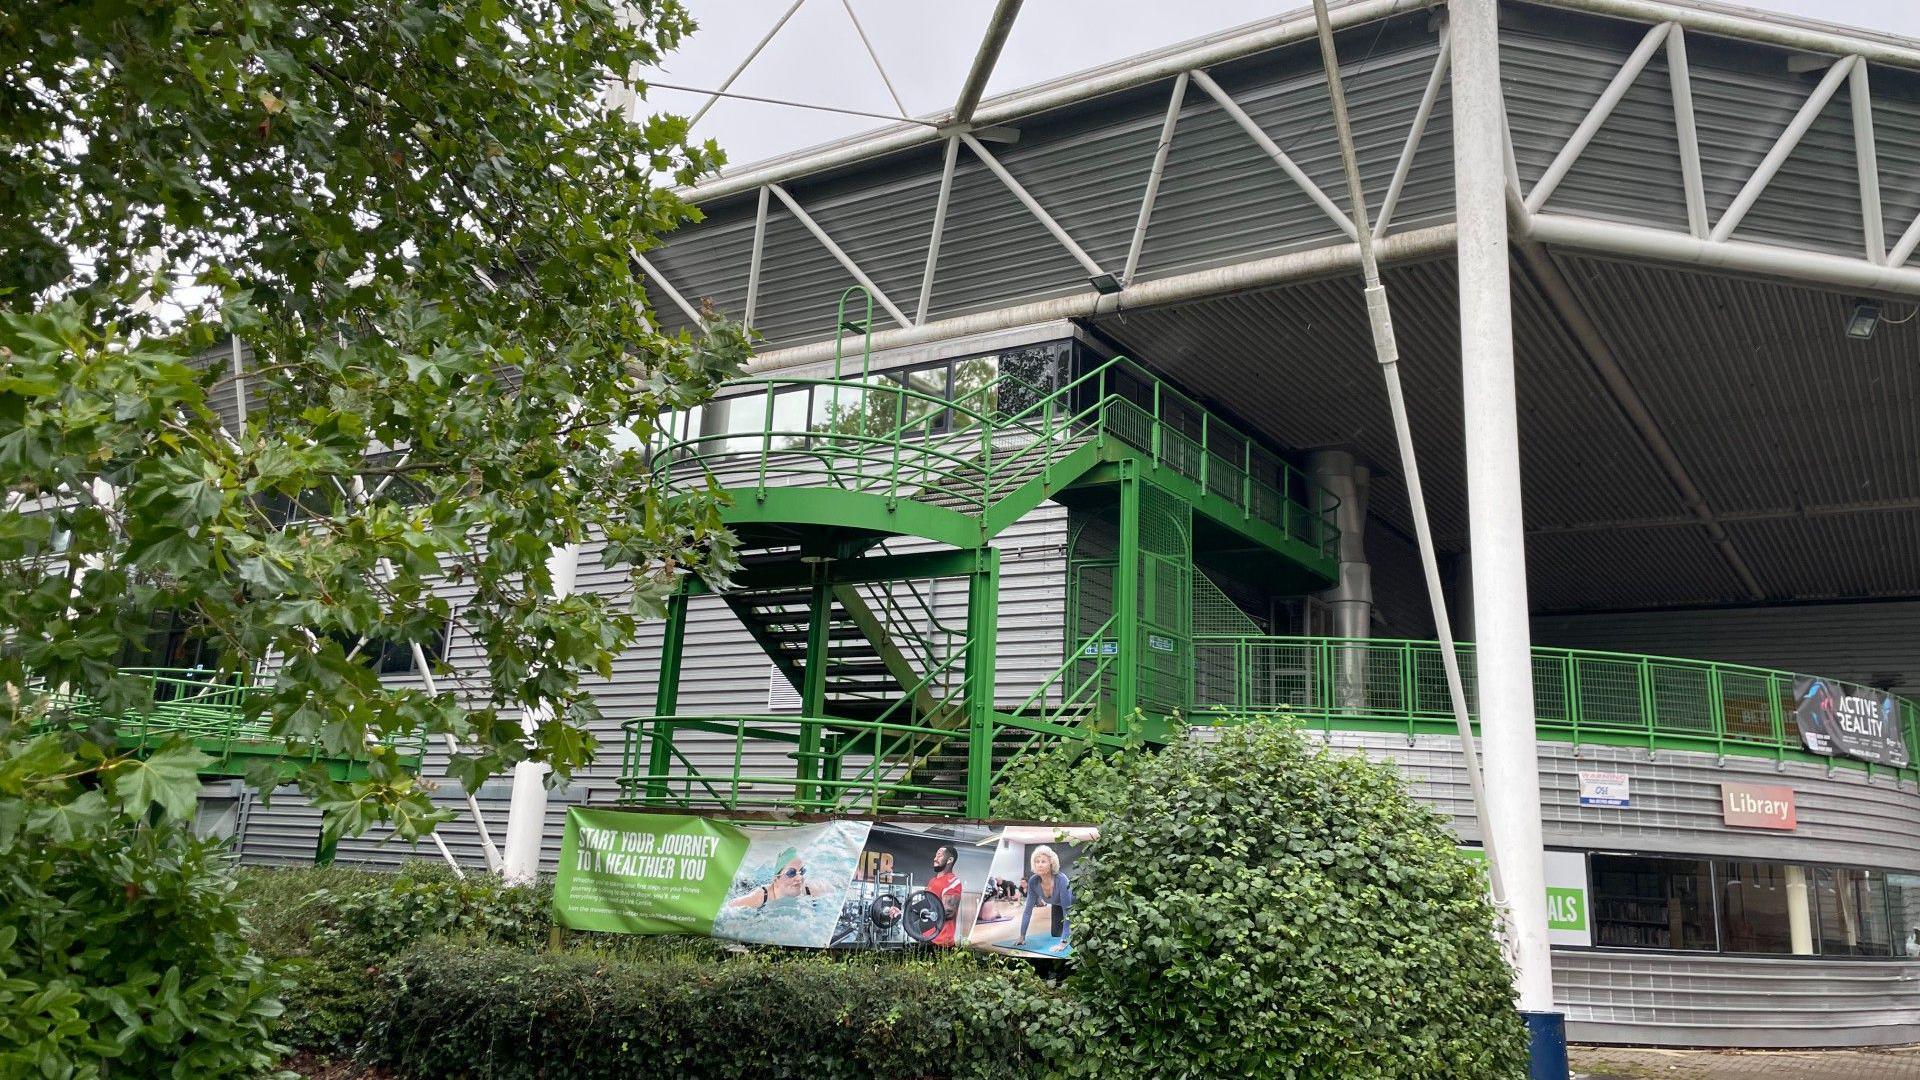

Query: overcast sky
left=643, top=0, right=1920, bottom=169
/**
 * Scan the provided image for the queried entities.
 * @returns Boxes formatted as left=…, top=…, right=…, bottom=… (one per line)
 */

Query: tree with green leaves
left=2, top=0, right=743, bottom=1069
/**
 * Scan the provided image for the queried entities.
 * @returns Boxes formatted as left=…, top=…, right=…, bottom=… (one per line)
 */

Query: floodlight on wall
left=1088, top=272, right=1122, bottom=295
left=1845, top=298, right=1881, bottom=340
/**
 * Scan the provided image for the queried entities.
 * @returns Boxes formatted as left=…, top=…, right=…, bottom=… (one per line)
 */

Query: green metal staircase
left=620, top=289, right=1341, bottom=817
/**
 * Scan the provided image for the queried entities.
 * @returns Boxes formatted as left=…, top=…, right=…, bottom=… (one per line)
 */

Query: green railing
left=1194, top=635, right=1920, bottom=774
left=41, top=666, right=426, bottom=771
left=616, top=714, right=973, bottom=816
left=651, top=354, right=1338, bottom=557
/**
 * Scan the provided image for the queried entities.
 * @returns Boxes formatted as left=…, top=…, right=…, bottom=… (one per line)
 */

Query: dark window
left=1716, top=861, right=1812, bottom=955
left=1815, top=867, right=1894, bottom=957
left=1888, top=874, right=1920, bottom=957
left=1590, top=854, right=1716, bottom=951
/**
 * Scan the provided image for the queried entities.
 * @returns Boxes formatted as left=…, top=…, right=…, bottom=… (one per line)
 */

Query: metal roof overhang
left=638, top=0, right=1920, bottom=615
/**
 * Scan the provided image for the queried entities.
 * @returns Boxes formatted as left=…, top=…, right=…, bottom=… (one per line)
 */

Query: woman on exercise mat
left=1014, top=845, right=1073, bottom=954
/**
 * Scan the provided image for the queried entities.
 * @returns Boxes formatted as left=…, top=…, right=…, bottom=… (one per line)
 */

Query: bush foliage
left=0, top=816, right=286, bottom=1077
left=1060, top=721, right=1529, bottom=1079
left=369, top=942, right=1057, bottom=1080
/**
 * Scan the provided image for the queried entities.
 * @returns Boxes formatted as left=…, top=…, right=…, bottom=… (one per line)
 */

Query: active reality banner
left=1791, top=675, right=1910, bottom=768
left=554, top=807, right=1096, bottom=958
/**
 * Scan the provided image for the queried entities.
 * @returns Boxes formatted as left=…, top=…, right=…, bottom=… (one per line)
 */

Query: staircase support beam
left=1113, top=461, right=1142, bottom=732
left=798, top=576, right=835, bottom=809
left=647, top=587, right=690, bottom=801
left=965, top=548, right=1001, bottom=818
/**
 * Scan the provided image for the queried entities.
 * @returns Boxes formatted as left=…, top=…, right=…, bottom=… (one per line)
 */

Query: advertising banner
left=555, top=808, right=1097, bottom=958
left=1792, top=676, right=1909, bottom=767
left=1460, top=847, right=1591, bottom=947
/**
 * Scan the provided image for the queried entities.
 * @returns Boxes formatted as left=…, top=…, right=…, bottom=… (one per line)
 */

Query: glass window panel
left=769, top=387, right=810, bottom=450
left=810, top=376, right=893, bottom=438
left=949, top=355, right=999, bottom=425
left=903, top=366, right=948, bottom=432
left=1815, top=867, right=1894, bottom=956
left=1590, top=854, right=1716, bottom=951
left=1716, top=861, right=1814, bottom=955
left=1888, top=874, right=1920, bottom=957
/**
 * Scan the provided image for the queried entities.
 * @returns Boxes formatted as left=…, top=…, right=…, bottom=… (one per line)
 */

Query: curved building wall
left=1309, top=729, right=1920, bottom=1047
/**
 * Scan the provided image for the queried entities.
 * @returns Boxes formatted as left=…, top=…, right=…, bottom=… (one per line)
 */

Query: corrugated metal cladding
left=1502, top=3, right=1920, bottom=261
left=236, top=511, right=1071, bottom=866
left=640, top=13, right=1450, bottom=348
left=1534, top=599, right=1920, bottom=696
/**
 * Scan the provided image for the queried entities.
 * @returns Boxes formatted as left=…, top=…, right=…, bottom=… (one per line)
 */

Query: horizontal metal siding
left=1556, top=952, right=1920, bottom=1048
left=1309, top=729, right=1920, bottom=873
left=1533, top=600, right=1920, bottom=697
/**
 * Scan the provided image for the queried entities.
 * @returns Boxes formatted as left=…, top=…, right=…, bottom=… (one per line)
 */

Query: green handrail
left=1192, top=634, right=1920, bottom=776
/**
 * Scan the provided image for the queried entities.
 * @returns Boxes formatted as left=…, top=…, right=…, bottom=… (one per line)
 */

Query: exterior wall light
left=1846, top=298, right=1881, bottom=340
left=1088, top=273, right=1122, bottom=295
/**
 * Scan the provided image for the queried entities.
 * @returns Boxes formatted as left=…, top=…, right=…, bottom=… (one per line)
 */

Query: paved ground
left=1574, top=1046, right=1920, bottom=1079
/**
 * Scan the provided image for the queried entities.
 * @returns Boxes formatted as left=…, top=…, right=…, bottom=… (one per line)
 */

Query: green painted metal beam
left=719, top=487, right=984, bottom=549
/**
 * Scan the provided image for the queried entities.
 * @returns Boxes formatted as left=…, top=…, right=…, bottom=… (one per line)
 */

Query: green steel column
left=646, top=587, right=690, bottom=801
left=1114, top=462, right=1141, bottom=733
left=798, top=573, right=835, bottom=809
left=964, top=547, right=1001, bottom=818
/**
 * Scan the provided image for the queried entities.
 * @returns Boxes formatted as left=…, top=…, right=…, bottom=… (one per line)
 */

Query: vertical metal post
left=502, top=542, right=581, bottom=883
left=964, top=548, right=1001, bottom=817
left=799, top=572, right=835, bottom=809
left=1453, top=0, right=1555, bottom=1016
left=745, top=187, right=770, bottom=329
left=648, top=587, right=690, bottom=801
left=917, top=138, right=961, bottom=325
left=1113, top=462, right=1141, bottom=731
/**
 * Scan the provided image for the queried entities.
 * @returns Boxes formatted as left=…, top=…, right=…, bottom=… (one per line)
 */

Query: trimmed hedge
left=368, top=943, right=1059, bottom=1080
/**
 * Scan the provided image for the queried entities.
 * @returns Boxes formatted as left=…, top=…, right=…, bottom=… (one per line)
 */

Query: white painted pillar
left=1786, top=865, right=1815, bottom=955
left=501, top=542, right=582, bottom=883
left=1451, top=0, right=1555, bottom=1013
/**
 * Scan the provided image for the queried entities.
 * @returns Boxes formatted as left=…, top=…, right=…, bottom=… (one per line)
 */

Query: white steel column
left=1451, top=0, right=1553, bottom=1012
left=502, top=542, right=582, bottom=883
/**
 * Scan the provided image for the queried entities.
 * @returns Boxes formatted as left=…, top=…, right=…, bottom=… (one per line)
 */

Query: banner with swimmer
left=553, top=807, right=1095, bottom=958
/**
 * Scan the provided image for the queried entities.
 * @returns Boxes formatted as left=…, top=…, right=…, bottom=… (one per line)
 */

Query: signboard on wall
left=554, top=808, right=1098, bottom=958
left=1720, top=782, right=1796, bottom=830
left=1577, top=770, right=1630, bottom=808
left=1791, top=676, right=1909, bottom=767
left=1461, top=847, right=1591, bottom=948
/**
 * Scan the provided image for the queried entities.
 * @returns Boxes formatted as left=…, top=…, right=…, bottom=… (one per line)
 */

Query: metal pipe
left=653, top=82, right=939, bottom=128
left=502, top=541, right=581, bottom=884
left=684, top=0, right=1432, bottom=204
left=1453, top=0, right=1555, bottom=1013
left=1527, top=211, right=1920, bottom=298
left=1525, top=21, right=1673, bottom=213
left=1374, top=28, right=1450, bottom=243
left=840, top=0, right=909, bottom=118
left=1710, top=56, right=1856, bottom=243
left=1666, top=26, right=1709, bottom=239
left=632, top=251, right=705, bottom=325
left=745, top=223, right=1458, bottom=372
left=1512, top=240, right=1766, bottom=598
left=688, top=0, right=807, bottom=129
left=951, top=0, right=1025, bottom=126
left=1190, top=68, right=1358, bottom=241
left=1892, top=212, right=1920, bottom=269
left=916, top=138, right=962, bottom=325
left=1851, top=59, right=1885, bottom=265
left=959, top=133, right=1107, bottom=279
left=228, top=336, right=248, bottom=429
left=745, top=187, right=770, bottom=330
left=1532, top=0, right=1920, bottom=73
left=1123, top=72, right=1189, bottom=286
left=768, top=184, right=913, bottom=327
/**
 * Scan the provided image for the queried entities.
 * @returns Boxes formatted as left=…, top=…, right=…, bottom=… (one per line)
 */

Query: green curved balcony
left=43, top=667, right=425, bottom=780
left=1195, top=636, right=1920, bottom=778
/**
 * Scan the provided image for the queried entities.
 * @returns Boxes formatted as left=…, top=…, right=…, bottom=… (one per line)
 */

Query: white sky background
left=643, top=0, right=1920, bottom=170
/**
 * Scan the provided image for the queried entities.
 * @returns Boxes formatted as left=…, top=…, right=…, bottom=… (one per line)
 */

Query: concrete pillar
left=502, top=542, right=582, bottom=884
left=1310, top=450, right=1372, bottom=710
left=1452, top=0, right=1555, bottom=1014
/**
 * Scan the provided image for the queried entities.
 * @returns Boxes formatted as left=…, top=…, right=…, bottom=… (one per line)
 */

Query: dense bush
left=236, top=861, right=555, bottom=1055
left=1060, top=720, right=1529, bottom=1078
left=0, top=813, right=286, bottom=1077
left=991, top=729, right=1155, bottom=822
left=368, top=941, right=1059, bottom=1080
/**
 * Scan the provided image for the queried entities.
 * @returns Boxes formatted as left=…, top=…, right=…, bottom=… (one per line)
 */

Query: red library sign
left=1720, top=782, right=1796, bottom=830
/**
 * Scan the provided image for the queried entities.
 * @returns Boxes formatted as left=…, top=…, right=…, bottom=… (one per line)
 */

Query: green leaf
left=104, top=745, right=211, bottom=820
left=25, top=789, right=112, bottom=842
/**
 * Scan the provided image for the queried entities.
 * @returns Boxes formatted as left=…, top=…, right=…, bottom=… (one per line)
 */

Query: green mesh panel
left=1719, top=670, right=1775, bottom=741
left=1650, top=663, right=1715, bottom=733
left=1137, top=485, right=1191, bottom=717
left=1575, top=657, right=1646, bottom=730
